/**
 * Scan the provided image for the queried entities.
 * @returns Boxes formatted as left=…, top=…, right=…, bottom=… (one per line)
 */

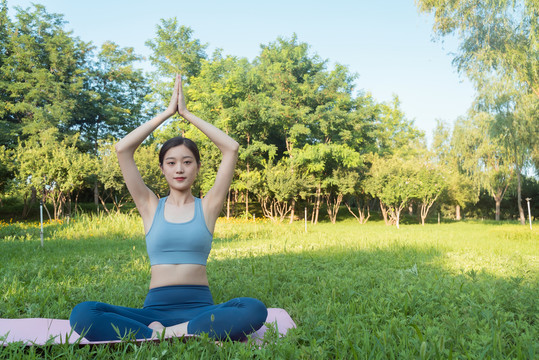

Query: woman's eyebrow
left=165, top=155, right=194, bottom=160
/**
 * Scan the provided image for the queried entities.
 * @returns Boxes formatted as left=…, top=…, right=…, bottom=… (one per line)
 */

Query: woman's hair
left=159, top=137, right=201, bottom=166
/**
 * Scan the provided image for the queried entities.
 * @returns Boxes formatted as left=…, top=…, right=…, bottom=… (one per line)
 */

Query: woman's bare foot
left=148, top=321, right=165, bottom=339
left=164, top=322, right=189, bottom=338
left=148, top=321, right=189, bottom=339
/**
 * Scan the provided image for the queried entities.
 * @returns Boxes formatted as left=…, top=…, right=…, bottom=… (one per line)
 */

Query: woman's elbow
left=114, top=141, right=128, bottom=154
left=231, top=140, right=240, bottom=153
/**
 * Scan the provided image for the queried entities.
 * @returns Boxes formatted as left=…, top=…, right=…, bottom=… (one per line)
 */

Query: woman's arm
left=177, top=75, right=239, bottom=224
left=115, top=75, right=180, bottom=224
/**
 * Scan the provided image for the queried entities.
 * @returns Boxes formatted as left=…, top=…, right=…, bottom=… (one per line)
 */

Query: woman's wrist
left=162, top=107, right=176, bottom=119
left=179, top=109, right=192, bottom=120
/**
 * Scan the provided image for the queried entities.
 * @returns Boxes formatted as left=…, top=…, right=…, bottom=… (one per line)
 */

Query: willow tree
left=452, top=114, right=513, bottom=220
left=432, top=119, right=478, bottom=219
left=417, top=0, right=539, bottom=224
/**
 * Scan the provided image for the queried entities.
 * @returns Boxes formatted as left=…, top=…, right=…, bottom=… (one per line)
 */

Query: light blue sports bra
left=145, top=197, right=213, bottom=266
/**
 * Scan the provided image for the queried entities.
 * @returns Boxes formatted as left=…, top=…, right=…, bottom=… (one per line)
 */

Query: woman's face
left=160, top=145, right=200, bottom=192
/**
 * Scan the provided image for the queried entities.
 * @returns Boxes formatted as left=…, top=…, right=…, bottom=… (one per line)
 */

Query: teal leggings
left=69, top=285, right=267, bottom=341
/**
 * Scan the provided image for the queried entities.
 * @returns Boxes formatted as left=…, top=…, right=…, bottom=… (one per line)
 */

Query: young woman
left=69, top=74, right=267, bottom=341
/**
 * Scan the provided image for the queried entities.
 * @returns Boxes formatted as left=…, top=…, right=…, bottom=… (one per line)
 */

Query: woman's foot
left=164, top=322, right=189, bottom=338
left=148, top=321, right=165, bottom=339
left=148, top=321, right=189, bottom=339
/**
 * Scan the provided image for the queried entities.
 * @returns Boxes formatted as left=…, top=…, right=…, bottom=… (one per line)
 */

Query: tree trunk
left=516, top=167, right=526, bottom=225
left=492, top=184, right=509, bottom=221
left=456, top=205, right=461, bottom=220
left=245, top=190, right=249, bottom=217
left=310, top=198, right=315, bottom=224
left=226, top=189, right=231, bottom=219
left=94, top=181, right=99, bottom=206
left=289, top=199, right=295, bottom=223
left=345, top=198, right=370, bottom=224
left=380, top=201, right=390, bottom=225
left=495, top=197, right=502, bottom=221
left=313, top=184, right=321, bottom=224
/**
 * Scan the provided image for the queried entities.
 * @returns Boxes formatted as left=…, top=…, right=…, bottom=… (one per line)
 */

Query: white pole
left=525, top=198, right=532, bottom=230
left=40, top=200, right=44, bottom=247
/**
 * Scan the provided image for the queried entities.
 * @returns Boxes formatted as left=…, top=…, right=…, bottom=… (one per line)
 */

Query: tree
left=431, top=119, right=478, bottom=219
left=452, top=115, right=513, bottom=221
left=0, top=4, right=90, bottom=142
left=474, top=76, right=536, bottom=223
left=70, top=41, right=150, bottom=153
left=15, top=129, right=95, bottom=219
left=259, top=158, right=313, bottom=222
left=236, top=141, right=277, bottom=217
left=417, top=0, right=539, bottom=98
left=145, top=18, right=208, bottom=120
left=417, top=0, right=539, bottom=223
left=0, top=145, right=14, bottom=205
left=415, top=161, right=447, bottom=225
left=146, top=18, right=208, bottom=81
left=365, top=155, right=419, bottom=229
left=0, top=0, right=13, bottom=147
left=319, top=145, right=362, bottom=224
left=373, top=96, right=425, bottom=155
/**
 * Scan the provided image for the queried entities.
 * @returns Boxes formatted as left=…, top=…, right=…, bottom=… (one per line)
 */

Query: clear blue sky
left=7, top=0, right=476, bottom=143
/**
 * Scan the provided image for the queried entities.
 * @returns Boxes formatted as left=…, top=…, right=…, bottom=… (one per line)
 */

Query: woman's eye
left=184, top=161, right=191, bottom=165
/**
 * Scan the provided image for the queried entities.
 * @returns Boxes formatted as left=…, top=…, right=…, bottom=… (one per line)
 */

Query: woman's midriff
left=149, top=264, right=209, bottom=289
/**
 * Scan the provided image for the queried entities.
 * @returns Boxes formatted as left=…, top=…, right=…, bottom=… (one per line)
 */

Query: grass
left=0, top=214, right=537, bottom=359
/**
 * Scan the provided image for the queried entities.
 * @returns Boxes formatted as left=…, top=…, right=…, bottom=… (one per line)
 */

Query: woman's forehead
left=164, top=145, right=195, bottom=158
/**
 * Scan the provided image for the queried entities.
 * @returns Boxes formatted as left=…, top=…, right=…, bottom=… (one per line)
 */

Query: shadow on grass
left=207, top=247, right=537, bottom=358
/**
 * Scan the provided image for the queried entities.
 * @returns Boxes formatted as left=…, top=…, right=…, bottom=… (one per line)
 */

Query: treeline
left=0, top=1, right=538, bottom=225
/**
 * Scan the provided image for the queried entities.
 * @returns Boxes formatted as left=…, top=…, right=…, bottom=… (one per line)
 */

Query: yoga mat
left=0, top=308, right=295, bottom=346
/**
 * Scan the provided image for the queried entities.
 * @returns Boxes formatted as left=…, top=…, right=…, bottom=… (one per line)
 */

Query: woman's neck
left=166, top=190, right=194, bottom=206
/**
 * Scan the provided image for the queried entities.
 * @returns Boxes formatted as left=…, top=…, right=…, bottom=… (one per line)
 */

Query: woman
left=69, top=74, right=267, bottom=341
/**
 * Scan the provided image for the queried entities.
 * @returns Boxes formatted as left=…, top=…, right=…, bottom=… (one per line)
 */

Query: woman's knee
left=239, top=298, right=268, bottom=327
left=69, top=301, right=100, bottom=328
left=69, top=301, right=96, bottom=335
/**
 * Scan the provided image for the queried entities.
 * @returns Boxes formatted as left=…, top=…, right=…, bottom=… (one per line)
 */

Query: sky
left=6, top=0, right=477, bottom=144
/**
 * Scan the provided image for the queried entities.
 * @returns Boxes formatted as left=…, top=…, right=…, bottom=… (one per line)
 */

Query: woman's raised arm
left=115, top=75, right=180, bottom=224
left=176, top=75, right=239, bottom=223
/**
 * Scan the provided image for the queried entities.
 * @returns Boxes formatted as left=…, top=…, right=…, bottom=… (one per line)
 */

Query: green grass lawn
left=0, top=214, right=537, bottom=359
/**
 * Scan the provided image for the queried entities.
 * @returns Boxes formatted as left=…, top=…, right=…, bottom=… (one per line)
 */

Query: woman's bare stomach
left=149, top=264, right=209, bottom=289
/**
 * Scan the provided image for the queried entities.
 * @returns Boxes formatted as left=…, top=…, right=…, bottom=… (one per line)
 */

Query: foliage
left=14, top=129, right=95, bottom=219
left=453, top=113, right=515, bottom=221
left=0, top=4, right=90, bottom=144
left=2, top=2, right=535, bottom=222
left=0, top=145, right=15, bottom=203
left=415, top=161, right=447, bottom=225
left=70, top=41, right=150, bottom=153
left=365, top=155, right=420, bottom=228
left=417, top=0, right=539, bottom=225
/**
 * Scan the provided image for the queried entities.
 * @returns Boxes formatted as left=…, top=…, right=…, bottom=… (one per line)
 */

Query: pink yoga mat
left=0, top=308, right=295, bottom=346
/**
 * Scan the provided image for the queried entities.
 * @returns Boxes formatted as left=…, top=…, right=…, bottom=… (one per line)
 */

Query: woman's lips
left=174, top=177, right=186, bottom=181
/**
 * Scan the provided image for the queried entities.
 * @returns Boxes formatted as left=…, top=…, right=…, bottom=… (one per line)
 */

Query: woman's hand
left=177, top=74, right=190, bottom=118
left=165, top=74, right=181, bottom=117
